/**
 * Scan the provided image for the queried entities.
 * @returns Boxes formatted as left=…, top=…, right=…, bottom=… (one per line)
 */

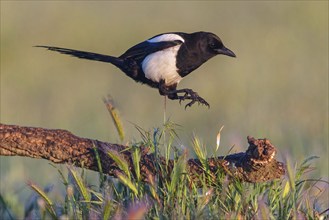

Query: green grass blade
left=27, top=182, right=57, bottom=218
left=92, top=142, right=105, bottom=188
left=107, top=149, right=131, bottom=179
left=103, top=200, right=112, bottom=220
left=67, top=167, right=91, bottom=202
left=170, top=150, right=187, bottom=192
left=117, top=173, right=138, bottom=196
left=103, top=96, right=125, bottom=142
left=192, top=135, right=209, bottom=170
left=132, top=145, right=141, bottom=182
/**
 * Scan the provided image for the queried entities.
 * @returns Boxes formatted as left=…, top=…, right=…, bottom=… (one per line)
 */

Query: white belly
left=142, top=45, right=182, bottom=86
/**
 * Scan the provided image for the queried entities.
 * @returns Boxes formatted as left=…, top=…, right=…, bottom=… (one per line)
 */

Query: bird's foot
left=178, top=89, right=210, bottom=109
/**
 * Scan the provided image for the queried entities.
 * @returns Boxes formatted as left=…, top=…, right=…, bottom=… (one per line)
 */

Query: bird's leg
left=158, top=80, right=210, bottom=108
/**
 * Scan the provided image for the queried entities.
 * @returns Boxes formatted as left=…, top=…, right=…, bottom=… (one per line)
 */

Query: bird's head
left=203, top=32, right=236, bottom=58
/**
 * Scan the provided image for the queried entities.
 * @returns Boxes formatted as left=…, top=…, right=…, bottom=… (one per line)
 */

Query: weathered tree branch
left=0, top=123, right=285, bottom=184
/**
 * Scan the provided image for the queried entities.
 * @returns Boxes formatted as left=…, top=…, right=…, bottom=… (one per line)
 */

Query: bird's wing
left=119, top=40, right=183, bottom=61
left=35, top=46, right=123, bottom=66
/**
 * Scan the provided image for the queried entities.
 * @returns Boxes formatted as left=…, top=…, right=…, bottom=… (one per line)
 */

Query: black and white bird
left=37, top=31, right=236, bottom=108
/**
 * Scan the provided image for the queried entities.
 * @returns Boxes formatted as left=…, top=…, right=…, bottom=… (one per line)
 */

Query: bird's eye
left=209, top=40, right=223, bottom=50
left=209, top=42, right=216, bottom=49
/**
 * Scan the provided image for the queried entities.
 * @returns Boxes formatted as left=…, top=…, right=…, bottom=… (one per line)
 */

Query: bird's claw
left=184, top=96, right=210, bottom=109
left=177, top=89, right=210, bottom=109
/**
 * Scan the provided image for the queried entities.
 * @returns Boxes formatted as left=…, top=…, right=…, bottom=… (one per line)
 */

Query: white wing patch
left=147, top=33, right=185, bottom=43
left=142, top=34, right=185, bottom=86
left=142, top=44, right=182, bottom=86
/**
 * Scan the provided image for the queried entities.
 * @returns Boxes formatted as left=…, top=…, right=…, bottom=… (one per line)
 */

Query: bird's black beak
left=216, top=46, right=236, bottom=57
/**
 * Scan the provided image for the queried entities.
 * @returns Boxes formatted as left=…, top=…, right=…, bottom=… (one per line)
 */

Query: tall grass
left=1, top=123, right=327, bottom=219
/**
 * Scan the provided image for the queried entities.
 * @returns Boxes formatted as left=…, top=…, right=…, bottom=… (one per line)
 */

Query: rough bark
left=0, top=123, right=285, bottom=184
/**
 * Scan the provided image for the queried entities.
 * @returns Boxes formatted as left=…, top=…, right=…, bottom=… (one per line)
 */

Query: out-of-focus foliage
left=1, top=1, right=328, bottom=215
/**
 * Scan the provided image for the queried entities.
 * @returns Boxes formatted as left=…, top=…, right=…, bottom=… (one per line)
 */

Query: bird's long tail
left=35, top=46, right=124, bottom=67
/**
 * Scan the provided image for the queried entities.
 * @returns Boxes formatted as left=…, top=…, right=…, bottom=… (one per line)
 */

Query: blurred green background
left=1, top=1, right=328, bottom=214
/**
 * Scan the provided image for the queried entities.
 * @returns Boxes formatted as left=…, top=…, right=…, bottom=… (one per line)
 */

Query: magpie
left=36, top=31, right=236, bottom=108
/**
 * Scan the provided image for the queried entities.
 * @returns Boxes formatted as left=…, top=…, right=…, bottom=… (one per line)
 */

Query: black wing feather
left=119, top=40, right=183, bottom=61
